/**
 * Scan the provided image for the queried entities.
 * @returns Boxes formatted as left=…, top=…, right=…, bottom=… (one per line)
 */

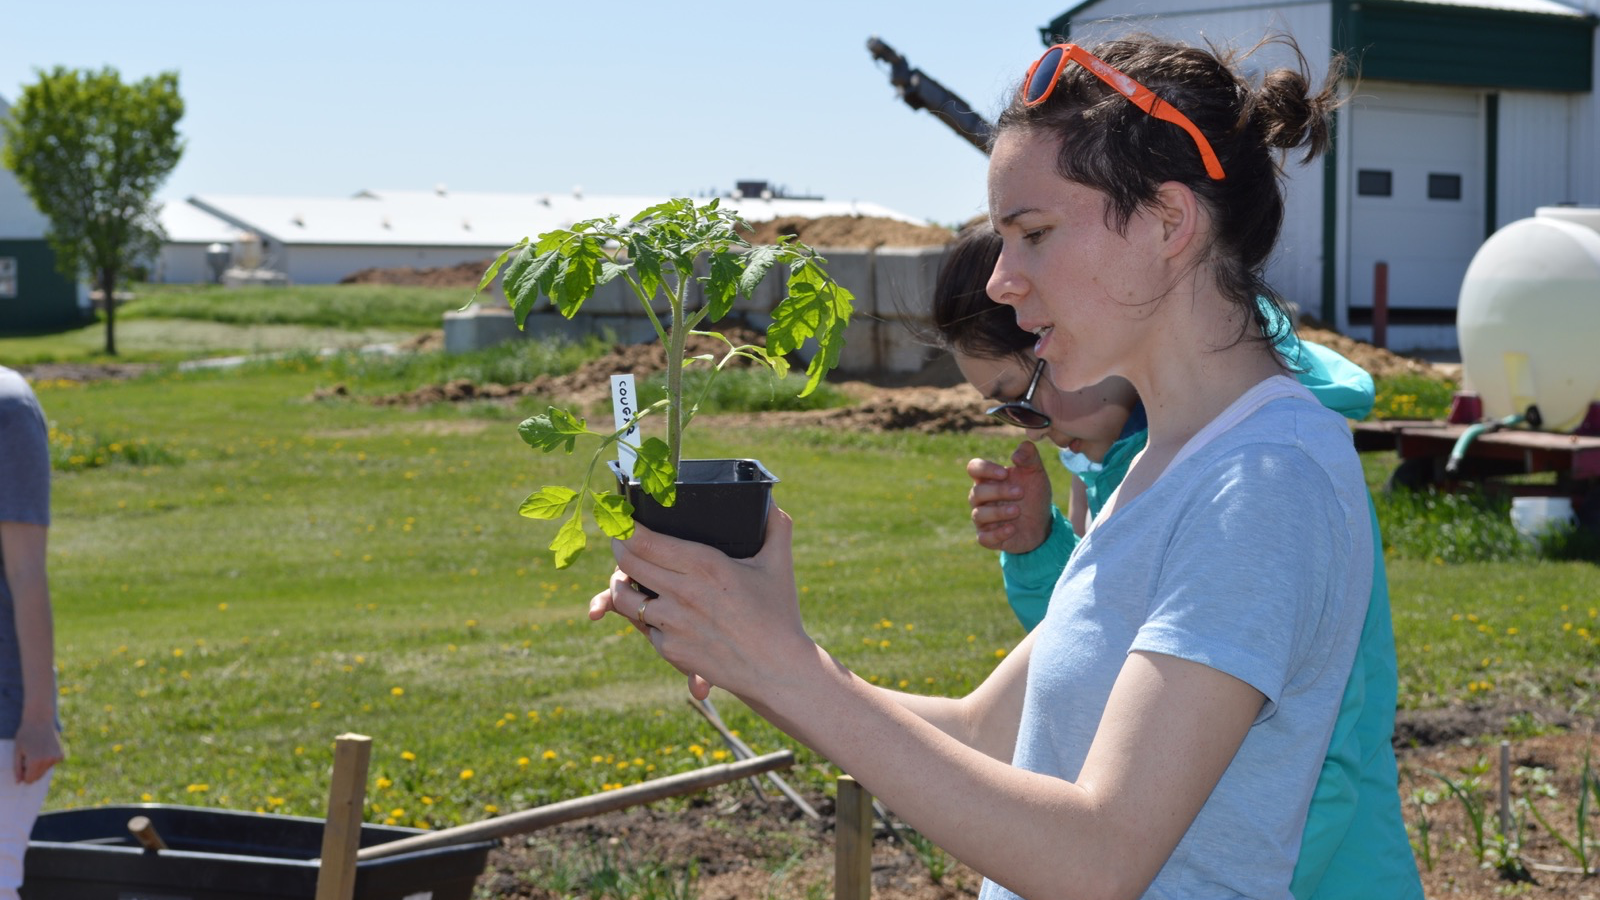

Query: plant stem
left=665, top=267, right=688, bottom=473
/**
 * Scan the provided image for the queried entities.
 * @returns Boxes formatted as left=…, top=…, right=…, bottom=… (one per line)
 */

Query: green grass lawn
left=0, top=282, right=470, bottom=363
left=22, top=336, right=1599, bottom=836
left=36, top=362, right=1018, bottom=827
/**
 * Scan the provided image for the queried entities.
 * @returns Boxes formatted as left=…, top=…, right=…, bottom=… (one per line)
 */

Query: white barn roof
left=158, top=198, right=241, bottom=244
left=178, top=189, right=931, bottom=249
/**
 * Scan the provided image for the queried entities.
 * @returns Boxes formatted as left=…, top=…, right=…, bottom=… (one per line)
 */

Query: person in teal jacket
left=933, top=223, right=1423, bottom=900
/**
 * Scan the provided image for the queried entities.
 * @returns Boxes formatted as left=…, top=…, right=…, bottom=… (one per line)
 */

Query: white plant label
left=610, top=374, right=639, bottom=475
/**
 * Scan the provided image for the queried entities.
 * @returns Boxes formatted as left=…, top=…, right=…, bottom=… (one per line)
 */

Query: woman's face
left=954, top=350, right=1137, bottom=462
left=985, top=128, right=1162, bottom=394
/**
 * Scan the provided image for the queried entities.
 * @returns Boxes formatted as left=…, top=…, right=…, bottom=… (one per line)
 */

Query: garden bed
left=477, top=704, right=1599, bottom=899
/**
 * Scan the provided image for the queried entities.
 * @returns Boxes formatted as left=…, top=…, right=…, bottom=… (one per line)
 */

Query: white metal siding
left=0, top=166, right=48, bottom=239
left=1497, top=91, right=1584, bottom=224
left=1573, top=26, right=1600, bottom=203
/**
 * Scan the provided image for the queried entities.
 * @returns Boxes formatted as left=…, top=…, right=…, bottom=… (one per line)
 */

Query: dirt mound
left=339, top=259, right=495, bottom=287
left=1296, top=323, right=1443, bottom=381
left=334, top=217, right=953, bottom=288
left=739, top=215, right=955, bottom=249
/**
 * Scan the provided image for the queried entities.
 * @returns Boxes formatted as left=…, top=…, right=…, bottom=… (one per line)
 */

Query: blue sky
left=1, top=1, right=1067, bottom=226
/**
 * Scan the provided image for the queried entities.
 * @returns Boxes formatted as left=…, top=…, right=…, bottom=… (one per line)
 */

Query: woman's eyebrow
left=996, top=206, right=1043, bottom=227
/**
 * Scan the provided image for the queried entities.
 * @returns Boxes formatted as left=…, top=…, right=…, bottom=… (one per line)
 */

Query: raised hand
left=966, top=440, right=1055, bottom=554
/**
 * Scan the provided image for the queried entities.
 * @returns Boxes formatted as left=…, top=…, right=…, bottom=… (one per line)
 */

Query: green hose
left=1445, top=407, right=1540, bottom=475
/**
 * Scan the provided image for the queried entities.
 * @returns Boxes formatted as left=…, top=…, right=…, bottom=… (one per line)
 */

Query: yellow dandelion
left=390, top=686, right=404, bottom=696
left=401, top=751, right=416, bottom=761
left=542, top=750, right=557, bottom=761
left=459, top=769, right=474, bottom=780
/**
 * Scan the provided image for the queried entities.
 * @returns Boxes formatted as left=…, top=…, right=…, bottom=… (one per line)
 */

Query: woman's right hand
left=966, top=440, right=1054, bottom=554
left=591, top=507, right=814, bottom=703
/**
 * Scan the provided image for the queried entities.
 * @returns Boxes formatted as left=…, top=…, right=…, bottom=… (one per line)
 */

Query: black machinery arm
left=867, top=36, right=995, bottom=154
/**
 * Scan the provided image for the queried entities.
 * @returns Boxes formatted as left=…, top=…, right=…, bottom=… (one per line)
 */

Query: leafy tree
left=2, top=66, right=184, bottom=354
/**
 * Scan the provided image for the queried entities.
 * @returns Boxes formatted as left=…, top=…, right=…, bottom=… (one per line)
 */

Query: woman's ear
left=1151, top=181, right=1204, bottom=260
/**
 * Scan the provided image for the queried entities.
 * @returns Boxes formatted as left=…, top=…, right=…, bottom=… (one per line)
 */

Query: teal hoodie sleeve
left=1259, top=298, right=1376, bottom=420
left=998, top=504, right=1075, bottom=633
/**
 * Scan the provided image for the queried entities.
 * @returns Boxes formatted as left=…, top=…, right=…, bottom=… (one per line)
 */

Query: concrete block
left=873, top=247, right=945, bottom=322
left=443, top=306, right=521, bottom=354
left=518, top=311, right=591, bottom=346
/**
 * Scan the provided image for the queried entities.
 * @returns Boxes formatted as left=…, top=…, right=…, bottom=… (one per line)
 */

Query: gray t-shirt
left=0, top=365, right=51, bottom=739
left=979, top=392, right=1372, bottom=900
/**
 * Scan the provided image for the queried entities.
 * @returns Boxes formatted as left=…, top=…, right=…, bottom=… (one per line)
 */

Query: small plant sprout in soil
left=472, top=198, right=854, bottom=567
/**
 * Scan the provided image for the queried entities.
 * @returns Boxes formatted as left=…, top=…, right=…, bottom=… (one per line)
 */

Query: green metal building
left=1, top=94, right=86, bottom=333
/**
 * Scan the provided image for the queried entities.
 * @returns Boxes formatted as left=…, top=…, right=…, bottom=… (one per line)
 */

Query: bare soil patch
left=478, top=715, right=1600, bottom=899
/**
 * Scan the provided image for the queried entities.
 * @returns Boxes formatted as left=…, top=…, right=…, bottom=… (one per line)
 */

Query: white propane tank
left=1456, top=206, right=1600, bottom=432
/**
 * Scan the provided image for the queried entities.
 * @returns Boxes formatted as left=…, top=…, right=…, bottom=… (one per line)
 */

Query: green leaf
left=635, top=438, right=676, bottom=507
left=464, top=239, right=525, bottom=310
left=597, top=258, right=630, bottom=286
left=502, top=245, right=562, bottom=326
left=631, top=198, right=690, bottom=224
left=704, top=250, right=741, bottom=321
left=517, top=408, right=587, bottom=453
left=518, top=486, right=578, bottom=520
left=771, top=262, right=855, bottom=396
left=548, top=237, right=604, bottom=317
left=592, top=491, right=635, bottom=540
left=630, top=240, right=663, bottom=301
left=550, top=514, right=587, bottom=569
left=737, top=244, right=783, bottom=298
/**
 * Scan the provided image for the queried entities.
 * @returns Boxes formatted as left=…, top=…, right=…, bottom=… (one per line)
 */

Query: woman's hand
left=966, top=440, right=1054, bottom=553
left=13, top=719, right=62, bottom=784
left=588, top=507, right=813, bottom=702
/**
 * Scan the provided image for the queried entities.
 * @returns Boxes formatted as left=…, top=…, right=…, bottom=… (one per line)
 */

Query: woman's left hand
left=13, top=719, right=62, bottom=784
left=587, top=506, right=811, bottom=702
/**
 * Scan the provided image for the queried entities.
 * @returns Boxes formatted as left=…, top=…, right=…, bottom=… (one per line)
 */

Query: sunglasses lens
left=1025, top=47, right=1064, bottom=104
left=989, top=405, right=1051, bottom=430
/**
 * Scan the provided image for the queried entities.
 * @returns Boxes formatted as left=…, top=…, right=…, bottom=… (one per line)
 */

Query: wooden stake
left=315, top=733, right=372, bottom=900
left=355, top=749, right=795, bottom=862
left=127, top=815, right=168, bottom=851
left=835, top=775, right=873, bottom=900
left=1498, top=739, right=1512, bottom=835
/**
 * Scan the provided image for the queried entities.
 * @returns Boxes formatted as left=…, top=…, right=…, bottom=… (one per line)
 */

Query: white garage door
left=1345, top=84, right=1485, bottom=352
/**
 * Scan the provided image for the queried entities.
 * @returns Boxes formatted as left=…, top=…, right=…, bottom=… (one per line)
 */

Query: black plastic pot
left=608, top=458, right=779, bottom=559
left=23, top=804, right=493, bottom=900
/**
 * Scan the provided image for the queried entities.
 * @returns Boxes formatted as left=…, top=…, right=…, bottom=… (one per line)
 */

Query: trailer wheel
left=1387, top=457, right=1441, bottom=492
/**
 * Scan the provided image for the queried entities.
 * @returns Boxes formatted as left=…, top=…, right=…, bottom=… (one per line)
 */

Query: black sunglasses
left=986, top=358, right=1051, bottom=429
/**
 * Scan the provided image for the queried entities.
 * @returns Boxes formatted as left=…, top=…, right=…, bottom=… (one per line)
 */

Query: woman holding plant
left=593, top=33, right=1406, bottom=898
left=932, top=224, right=1422, bottom=899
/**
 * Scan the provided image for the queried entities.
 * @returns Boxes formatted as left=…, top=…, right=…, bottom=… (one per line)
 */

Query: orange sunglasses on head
left=1022, top=43, right=1226, bottom=181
